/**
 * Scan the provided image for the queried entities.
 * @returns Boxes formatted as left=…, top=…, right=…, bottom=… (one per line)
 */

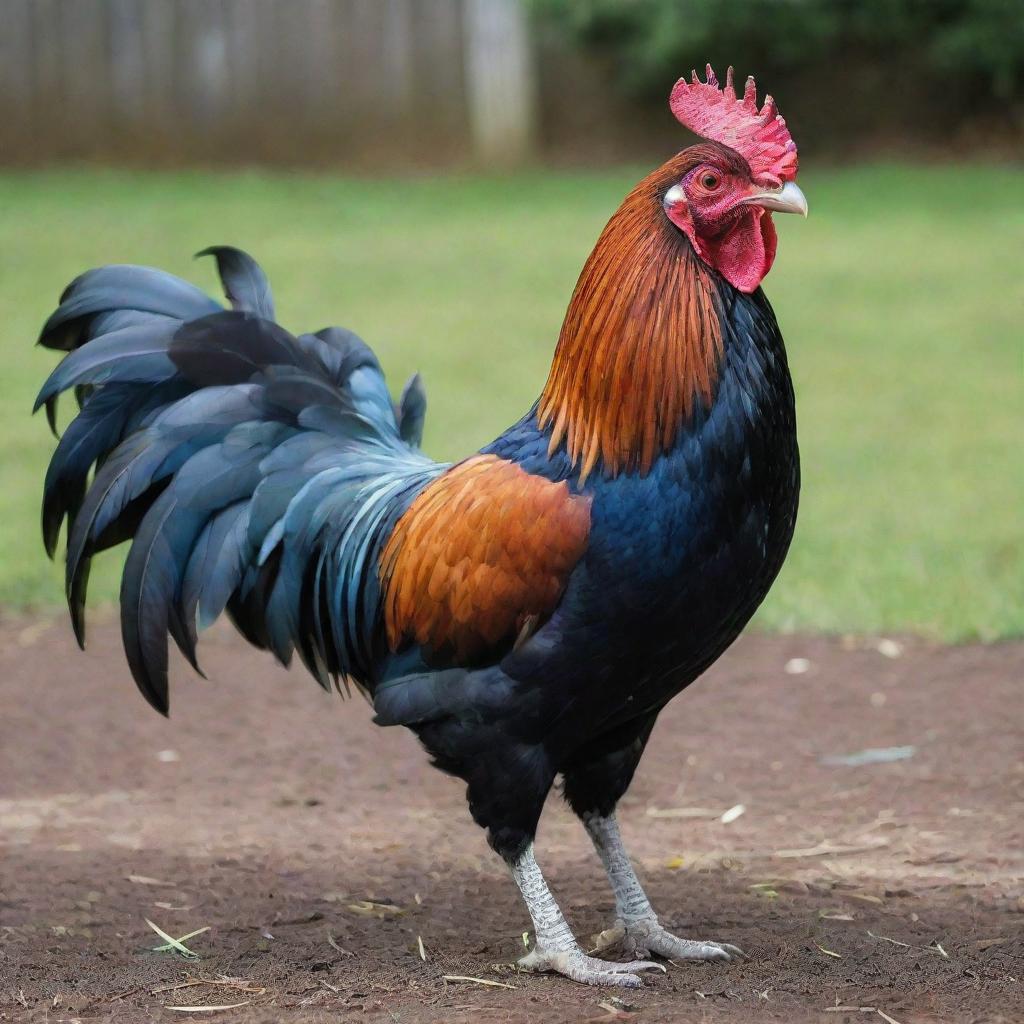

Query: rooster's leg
left=511, top=843, right=665, bottom=987
left=582, top=812, right=744, bottom=962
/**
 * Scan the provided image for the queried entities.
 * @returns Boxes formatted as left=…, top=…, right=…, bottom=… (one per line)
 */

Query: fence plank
left=0, top=0, right=33, bottom=154
left=56, top=0, right=109, bottom=155
left=0, top=0, right=538, bottom=166
left=28, top=0, right=64, bottom=152
left=463, top=0, right=537, bottom=163
left=109, top=0, right=147, bottom=128
left=136, top=0, right=177, bottom=156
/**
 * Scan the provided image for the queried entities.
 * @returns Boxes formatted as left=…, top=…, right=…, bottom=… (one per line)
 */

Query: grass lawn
left=0, top=164, right=1020, bottom=640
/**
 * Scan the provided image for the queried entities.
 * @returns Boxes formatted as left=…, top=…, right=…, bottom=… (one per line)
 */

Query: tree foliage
left=531, top=0, right=1024, bottom=111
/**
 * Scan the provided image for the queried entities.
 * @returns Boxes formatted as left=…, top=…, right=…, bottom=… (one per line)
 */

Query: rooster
left=35, top=68, right=806, bottom=987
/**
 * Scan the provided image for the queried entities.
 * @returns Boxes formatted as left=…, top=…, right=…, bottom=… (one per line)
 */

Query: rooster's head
left=662, top=66, right=806, bottom=293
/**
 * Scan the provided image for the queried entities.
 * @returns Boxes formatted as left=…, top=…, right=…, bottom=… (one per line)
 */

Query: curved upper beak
left=744, top=181, right=808, bottom=218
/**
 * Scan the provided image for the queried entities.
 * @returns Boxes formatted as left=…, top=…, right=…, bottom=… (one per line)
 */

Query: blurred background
left=0, top=0, right=1021, bottom=639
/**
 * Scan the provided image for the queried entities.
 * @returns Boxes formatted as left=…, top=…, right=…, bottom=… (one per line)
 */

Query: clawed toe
left=624, top=920, right=745, bottom=963
left=601, top=956, right=666, bottom=975
left=666, top=940, right=740, bottom=962
left=716, top=942, right=747, bottom=960
left=518, top=947, right=667, bottom=987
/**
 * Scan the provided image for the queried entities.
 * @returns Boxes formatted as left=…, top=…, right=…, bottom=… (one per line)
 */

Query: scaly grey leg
left=583, top=812, right=744, bottom=962
left=510, top=843, right=666, bottom=987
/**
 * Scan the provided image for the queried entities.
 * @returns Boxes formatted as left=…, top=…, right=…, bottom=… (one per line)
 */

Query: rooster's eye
left=701, top=172, right=720, bottom=190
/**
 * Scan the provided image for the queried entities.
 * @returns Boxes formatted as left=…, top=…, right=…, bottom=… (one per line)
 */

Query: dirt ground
left=0, top=615, right=1020, bottom=1024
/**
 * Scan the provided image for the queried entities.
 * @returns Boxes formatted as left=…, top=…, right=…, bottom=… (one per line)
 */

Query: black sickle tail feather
left=36, top=247, right=444, bottom=714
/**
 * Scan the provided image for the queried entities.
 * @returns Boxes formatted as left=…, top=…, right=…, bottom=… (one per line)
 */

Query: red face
left=662, top=146, right=807, bottom=293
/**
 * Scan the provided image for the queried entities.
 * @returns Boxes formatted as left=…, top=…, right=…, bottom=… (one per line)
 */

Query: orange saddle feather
left=380, top=455, right=592, bottom=663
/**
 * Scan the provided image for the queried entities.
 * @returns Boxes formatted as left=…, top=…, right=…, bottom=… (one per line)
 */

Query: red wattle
left=673, top=205, right=777, bottom=294
left=701, top=207, right=777, bottom=293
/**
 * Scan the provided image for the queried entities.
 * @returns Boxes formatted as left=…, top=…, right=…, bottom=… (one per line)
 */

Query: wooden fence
left=0, top=0, right=537, bottom=166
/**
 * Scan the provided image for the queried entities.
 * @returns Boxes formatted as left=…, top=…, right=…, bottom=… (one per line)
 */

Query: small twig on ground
left=867, top=930, right=911, bottom=949
left=105, top=986, right=145, bottom=1003
left=164, top=1001, right=251, bottom=1013
left=814, top=942, right=843, bottom=959
left=443, top=975, right=517, bottom=990
left=875, top=1010, right=905, bottom=1024
left=327, top=932, right=353, bottom=956
left=152, top=981, right=209, bottom=996
left=645, top=806, right=721, bottom=819
left=826, top=1006, right=905, bottom=1022
left=819, top=910, right=855, bottom=921
left=151, top=978, right=265, bottom=996
left=776, top=839, right=888, bottom=858
left=590, top=1001, right=638, bottom=1020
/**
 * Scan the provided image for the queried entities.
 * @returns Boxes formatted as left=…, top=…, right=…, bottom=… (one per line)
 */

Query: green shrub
left=531, top=0, right=1023, bottom=121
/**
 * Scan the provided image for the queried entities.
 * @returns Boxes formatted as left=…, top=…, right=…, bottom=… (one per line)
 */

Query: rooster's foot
left=621, top=918, right=744, bottom=962
left=517, top=945, right=665, bottom=988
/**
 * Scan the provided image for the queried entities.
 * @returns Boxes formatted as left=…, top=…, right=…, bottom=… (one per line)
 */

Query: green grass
left=0, top=164, right=1020, bottom=640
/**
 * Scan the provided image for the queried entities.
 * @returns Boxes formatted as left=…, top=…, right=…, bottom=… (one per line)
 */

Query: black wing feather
left=196, top=246, right=276, bottom=321
left=35, top=248, right=443, bottom=711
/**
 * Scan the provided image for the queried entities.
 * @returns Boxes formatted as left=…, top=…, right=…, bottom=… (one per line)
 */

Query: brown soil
left=0, top=616, right=1020, bottom=1023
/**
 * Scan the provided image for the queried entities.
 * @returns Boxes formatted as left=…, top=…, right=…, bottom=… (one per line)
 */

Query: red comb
left=670, top=65, right=798, bottom=186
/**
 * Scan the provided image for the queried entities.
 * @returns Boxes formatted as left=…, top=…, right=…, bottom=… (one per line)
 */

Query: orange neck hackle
left=538, top=153, right=724, bottom=482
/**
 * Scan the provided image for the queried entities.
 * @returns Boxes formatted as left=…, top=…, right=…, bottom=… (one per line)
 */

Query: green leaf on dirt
left=145, top=919, right=209, bottom=959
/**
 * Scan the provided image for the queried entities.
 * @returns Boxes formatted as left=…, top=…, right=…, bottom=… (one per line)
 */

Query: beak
left=744, top=181, right=808, bottom=218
